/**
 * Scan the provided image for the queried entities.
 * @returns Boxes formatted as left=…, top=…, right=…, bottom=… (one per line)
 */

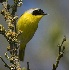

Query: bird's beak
left=43, top=13, right=47, bottom=15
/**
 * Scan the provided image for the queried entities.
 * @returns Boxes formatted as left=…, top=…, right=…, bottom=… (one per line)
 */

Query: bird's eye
left=32, top=9, right=44, bottom=15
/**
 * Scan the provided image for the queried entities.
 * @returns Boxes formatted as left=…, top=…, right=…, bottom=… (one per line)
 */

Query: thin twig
left=0, top=56, right=10, bottom=69
left=52, top=36, right=66, bottom=70
left=27, top=62, right=30, bottom=70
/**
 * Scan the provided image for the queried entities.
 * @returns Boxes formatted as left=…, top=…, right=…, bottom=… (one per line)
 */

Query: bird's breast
left=18, top=19, right=38, bottom=44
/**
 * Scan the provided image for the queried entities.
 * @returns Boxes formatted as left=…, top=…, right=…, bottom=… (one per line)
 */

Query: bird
left=17, top=8, right=47, bottom=61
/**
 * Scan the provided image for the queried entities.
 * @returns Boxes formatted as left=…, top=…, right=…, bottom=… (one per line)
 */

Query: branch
left=0, top=56, right=10, bottom=69
left=27, top=62, right=30, bottom=70
left=0, top=0, right=23, bottom=70
left=52, top=36, right=66, bottom=70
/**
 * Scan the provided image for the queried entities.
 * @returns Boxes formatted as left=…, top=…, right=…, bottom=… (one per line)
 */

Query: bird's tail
left=19, top=44, right=26, bottom=61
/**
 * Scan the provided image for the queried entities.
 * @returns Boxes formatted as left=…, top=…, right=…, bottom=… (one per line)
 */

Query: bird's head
left=23, top=8, right=47, bottom=22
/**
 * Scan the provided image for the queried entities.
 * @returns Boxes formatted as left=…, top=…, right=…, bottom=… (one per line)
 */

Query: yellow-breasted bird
left=17, top=8, right=47, bottom=61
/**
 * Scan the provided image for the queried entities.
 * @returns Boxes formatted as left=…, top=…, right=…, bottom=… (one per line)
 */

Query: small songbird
left=17, top=8, right=47, bottom=61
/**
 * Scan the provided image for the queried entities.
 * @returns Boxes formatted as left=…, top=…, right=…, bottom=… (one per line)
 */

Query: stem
left=0, top=56, right=10, bottom=69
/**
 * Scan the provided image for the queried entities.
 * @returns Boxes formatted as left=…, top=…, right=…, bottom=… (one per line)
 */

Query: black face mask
left=32, top=9, right=46, bottom=15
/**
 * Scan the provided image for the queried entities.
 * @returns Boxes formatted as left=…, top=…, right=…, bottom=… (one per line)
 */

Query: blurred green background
left=0, top=0, right=69, bottom=70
